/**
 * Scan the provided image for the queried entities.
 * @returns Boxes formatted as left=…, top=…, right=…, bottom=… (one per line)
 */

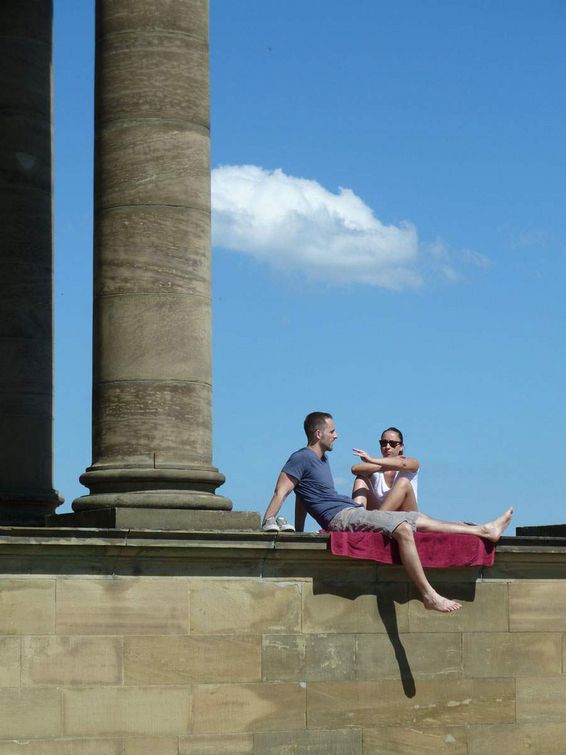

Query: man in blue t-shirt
left=262, top=411, right=513, bottom=613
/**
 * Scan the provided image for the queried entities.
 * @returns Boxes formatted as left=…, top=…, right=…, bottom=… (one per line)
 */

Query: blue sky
left=53, top=1, right=566, bottom=531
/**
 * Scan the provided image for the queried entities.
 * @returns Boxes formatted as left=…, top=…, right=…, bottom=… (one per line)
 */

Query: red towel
left=329, top=531, right=495, bottom=567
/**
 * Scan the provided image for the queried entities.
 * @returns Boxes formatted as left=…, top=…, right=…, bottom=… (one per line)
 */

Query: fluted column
left=0, top=0, right=62, bottom=524
left=74, top=0, right=231, bottom=514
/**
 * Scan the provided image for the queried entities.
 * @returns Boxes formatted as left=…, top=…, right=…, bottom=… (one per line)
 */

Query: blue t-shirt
left=282, top=447, right=361, bottom=528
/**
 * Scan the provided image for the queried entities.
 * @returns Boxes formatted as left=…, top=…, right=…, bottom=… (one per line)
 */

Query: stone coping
left=0, top=526, right=565, bottom=579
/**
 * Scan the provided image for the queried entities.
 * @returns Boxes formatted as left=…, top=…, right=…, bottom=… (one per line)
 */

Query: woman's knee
left=392, top=477, right=412, bottom=493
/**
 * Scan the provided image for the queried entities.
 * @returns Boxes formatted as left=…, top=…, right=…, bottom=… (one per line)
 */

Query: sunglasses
left=380, top=439, right=402, bottom=448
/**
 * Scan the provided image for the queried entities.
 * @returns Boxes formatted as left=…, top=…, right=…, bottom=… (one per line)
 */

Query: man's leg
left=380, top=477, right=417, bottom=512
left=414, top=508, right=513, bottom=542
left=392, top=522, right=461, bottom=612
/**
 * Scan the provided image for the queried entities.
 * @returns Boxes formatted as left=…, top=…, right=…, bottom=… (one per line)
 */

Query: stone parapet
left=0, top=531, right=566, bottom=752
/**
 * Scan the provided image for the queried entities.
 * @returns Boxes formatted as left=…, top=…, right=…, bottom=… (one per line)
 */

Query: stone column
left=73, top=0, right=253, bottom=529
left=0, top=0, right=62, bottom=524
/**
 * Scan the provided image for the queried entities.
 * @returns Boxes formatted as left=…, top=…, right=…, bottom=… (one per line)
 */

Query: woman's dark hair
left=381, top=426, right=403, bottom=444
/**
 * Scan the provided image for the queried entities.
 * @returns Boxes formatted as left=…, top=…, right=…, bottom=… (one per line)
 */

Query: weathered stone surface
left=0, top=637, right=20, bottom=686
left=303, top=581, right=409, bottom=634
left=509, top=582, right=566, bottom=631
left=0, top=689, right=60, bottom=738
left=468, top=722, right=566, bottom=754
left=56, top=577, right=188, bottom=634
left=463, top=632, right=562, bottom=677
left=123, top=738, right=179, bottom=755
left=62, top=687, right=191, bottom=736
left=263, top=633, right=356, bottom=682
left=0, top=579, right=55, bottom=634
left=0, top=741, right=121, bottom=755
left=97, top=293, right=210, bottom=383
left=516, top=677, right=566, bottom=721
left=262, top=635, right=305, bottom=682
left=363, top=726, right=467, bottom=754
left=96, top=206, right=210, bottom=297
left=190, top=580, right=301, bottom=634
left=91, top=380, right=212, bottom=469
left=78, top=0, right=229, bottom=512
left=97, top=33, right=208, bottom=124
left=179, top=734, right=253, bottom=754
left=356, top=632, right=461, bottom=679
left=307, top=679, right=514, bottom=728
left=98, top=0, right=208, bottom=41
left=192, top=683, right=306, bottom=734
left=254, top=727, right=363, bottom=754
left=408, top=582, right=508, bottom=632
left=0, top=0, right=60, bottom=521
left=22, top=636, right=122, bottom=685
left=124, top=635, right=261, bottom=684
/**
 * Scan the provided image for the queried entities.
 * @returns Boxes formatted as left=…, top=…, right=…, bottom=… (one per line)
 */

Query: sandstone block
left=516, top=677, right=566, bottom=721
left=192, top=683, right=305, bottom=734
left=62, top=687, right=191, bottom=736
left=509, top=582, right=566, bottom=631
left=22, top=636, right=122, bottom=686
left=262, top=635, right=306, bottom=682
left=254, top=727, right=362, bottom=754
left=363, top=726, right=467, bottom=754
left=0, top=579, right=55, bottom=635
left=124, top=635, right=261, bottom=684
left=408, top=582, right=508, bottom=632
left=56, top=577, right=188, bottom=635
left=190, top=580, right=301, bottom=635
left=302, top=582, right=408, bottom=634
left=307, top=678, right=514, bottom=728
left=123, top=738, right=179, bottom=755
left=356, top=633, right=461, bottom=679
left=468, top=722, right=566, bottom=754
left=0, top=741, right=121, bottom=755
left=0, top=637, right=20, bottom=686
left=463, top=632, right=562, bottom=677
left=179, top=734, right=253, bottom=754
left=0, top=689, right=60, bottom=738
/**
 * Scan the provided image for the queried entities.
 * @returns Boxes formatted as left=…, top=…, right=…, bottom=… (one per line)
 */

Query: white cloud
left=211, top=165, right=487, bottom=290
left=212, top=165, right=420, bottom=289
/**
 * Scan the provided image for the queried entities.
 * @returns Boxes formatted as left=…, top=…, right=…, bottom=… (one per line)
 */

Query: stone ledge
left=0, top=528, right=564, bottom=579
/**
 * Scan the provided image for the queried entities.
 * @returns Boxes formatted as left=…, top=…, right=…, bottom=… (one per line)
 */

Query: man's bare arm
left=263, top=472, right=298, bottom=521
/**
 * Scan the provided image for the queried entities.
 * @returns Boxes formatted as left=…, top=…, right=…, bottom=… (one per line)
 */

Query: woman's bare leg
left=380, top=477, right=418, bottom=512
left=414, top=508, right=513, bottom=542
left=392, top=523, right=461, bottom=612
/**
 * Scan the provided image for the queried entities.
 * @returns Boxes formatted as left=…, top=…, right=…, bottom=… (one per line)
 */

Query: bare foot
left=481, top=507, right=514, bottom=543
left=423, top=590, right=462, bottom=613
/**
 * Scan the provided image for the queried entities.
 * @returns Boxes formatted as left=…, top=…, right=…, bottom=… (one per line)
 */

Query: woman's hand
left=352, top=448, right=379, bottom=464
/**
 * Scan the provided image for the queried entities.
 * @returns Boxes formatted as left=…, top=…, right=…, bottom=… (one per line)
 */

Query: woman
left=351, top=427, right=419, bottom=511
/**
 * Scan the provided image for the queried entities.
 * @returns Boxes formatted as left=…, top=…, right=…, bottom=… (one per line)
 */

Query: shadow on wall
left=313, top=575, right=478, bottom=698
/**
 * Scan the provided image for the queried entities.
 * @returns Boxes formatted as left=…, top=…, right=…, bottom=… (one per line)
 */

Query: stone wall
left=0, top=530, right=565, bottom=753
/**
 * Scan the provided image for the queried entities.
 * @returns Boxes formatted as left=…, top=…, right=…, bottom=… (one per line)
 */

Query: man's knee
left=392, top=521, right=414, bottom=541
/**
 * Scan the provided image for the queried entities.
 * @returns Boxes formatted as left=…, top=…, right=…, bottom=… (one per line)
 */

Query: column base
left=0, top=491, right=64, bottom=525
left=50, top=506, right=260, bottom=531
left=73, top=464, right=233, bottom=512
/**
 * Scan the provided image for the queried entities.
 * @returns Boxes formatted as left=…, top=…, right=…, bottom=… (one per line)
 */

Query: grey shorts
left=327, top=506, right=419, bottom=538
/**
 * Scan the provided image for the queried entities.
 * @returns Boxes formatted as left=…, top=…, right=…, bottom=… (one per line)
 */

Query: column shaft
left=74, top=0, right=230, bottom=512
left=0, top=0, right=61, bottom=523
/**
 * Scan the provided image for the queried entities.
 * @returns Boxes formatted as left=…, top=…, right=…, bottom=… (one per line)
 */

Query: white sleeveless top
left=367, top=469, right=418, bottom=508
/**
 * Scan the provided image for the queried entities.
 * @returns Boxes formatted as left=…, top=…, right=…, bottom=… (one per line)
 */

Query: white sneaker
left=262, top=516, right=279, bottom=532
left=276, top=516, right=295, bottom=532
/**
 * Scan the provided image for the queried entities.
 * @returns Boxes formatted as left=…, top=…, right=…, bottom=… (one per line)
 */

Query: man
left=262, top=412, right=513, bottom=613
